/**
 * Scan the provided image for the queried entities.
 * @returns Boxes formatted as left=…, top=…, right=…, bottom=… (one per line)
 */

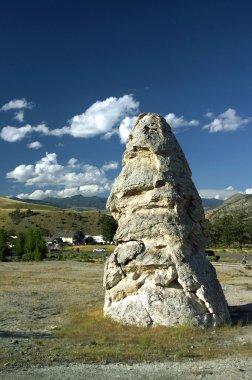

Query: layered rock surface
left=103, top=113, right=231, bottom=327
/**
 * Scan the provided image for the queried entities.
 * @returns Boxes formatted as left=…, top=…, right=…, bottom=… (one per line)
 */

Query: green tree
left=231, top=212, right=247, bottom=249
left=245, top=218, right=252, bottom=244
left=205, top=219, right=221, bottom=249
left=73, top=230, right=85, bottom=244
left=0, top=229, right=9, bottom=261
left=218, top=214, right=234, bottom=247
left=14, top=232, right=26, bottom=259
left=33, top=230, right=47, bottom=261
left=99, top=214, right=117, bottom=243
left=24, top=229, right=36, bottom=260
left=23, top=229, right=47, bottom=261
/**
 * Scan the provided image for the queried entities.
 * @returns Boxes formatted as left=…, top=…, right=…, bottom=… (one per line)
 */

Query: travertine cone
left=104, top=113, right=231, bottom=327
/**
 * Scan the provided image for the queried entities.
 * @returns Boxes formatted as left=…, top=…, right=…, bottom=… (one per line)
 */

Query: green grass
left=53, top=308, right=252, bottom=363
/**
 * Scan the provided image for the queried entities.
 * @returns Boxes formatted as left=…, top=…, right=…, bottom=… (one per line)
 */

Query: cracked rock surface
left=103, top=113, right=231, bottom=327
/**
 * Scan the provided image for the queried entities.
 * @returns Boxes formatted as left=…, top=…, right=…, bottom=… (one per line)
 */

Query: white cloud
left=0, top=95, right=139, bottom=144
left=17, top=185, right=110, bottom=200
left=7, top=164, right=35, bottom=183
left=204, top=112, right=214, bottom=119
left=7, top=152, right=114, bottom=199
left=118, top=116, right=137, bottom=143
left=202, top=108, right=252, bottom=132
left=0, top=98, right=34, bottom=112
left=245, top=188, right=252, bottom=195
left=0, top=123, right=48, bottom=142
left=0, top=125, right=33, bottom=142
left=67, top=158, right=79, bottom=167
left=165, top=113, right=199, bottom=129
left=199, top=186, right=240, bottom=200
left=101, top=161, right=118, bottom=171
left=50, top=94, right=139, bottom=140
left=14, top=111, right=24, bottom=122
left=27, top=141, right=42, bottom=150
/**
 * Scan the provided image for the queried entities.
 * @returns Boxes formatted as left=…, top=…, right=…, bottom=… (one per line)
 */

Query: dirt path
left=1, top=358, right=252, bottom=380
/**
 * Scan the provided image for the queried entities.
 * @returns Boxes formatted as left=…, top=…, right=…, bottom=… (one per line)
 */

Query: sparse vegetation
left=0, top=196, right=105, bottom=236
left=0, top=261, right=251, bottom=369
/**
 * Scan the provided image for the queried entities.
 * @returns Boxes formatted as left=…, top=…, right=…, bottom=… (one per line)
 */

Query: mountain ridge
left=10, top=195, right=107, bottom=210
left=10, top=194, right=224, bottom=211
left=7, top=194, right=251, bottom=218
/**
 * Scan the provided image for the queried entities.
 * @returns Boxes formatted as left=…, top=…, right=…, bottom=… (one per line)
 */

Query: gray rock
left=104, top=113, right=231, bottom=327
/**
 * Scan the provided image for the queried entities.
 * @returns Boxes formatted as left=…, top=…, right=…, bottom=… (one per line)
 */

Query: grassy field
left=0, top=196, right=104, bottom=236
left=0, top=261, right=251, bottom=368
left=48, top=245, right=115, bottom=263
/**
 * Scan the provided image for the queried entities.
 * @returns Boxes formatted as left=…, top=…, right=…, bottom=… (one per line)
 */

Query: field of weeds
left=0, top=261, right=251, bottom=369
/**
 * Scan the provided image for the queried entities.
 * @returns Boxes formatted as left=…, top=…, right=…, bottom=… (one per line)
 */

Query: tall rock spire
left=104, top=113, right=231, bottom=327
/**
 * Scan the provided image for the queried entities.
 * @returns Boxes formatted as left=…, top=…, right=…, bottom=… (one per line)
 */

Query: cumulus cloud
left=199, top=186, right=240, bottom=200
left=0, top=95, right=139, bottom=143
left=203, top=108, right=252, bottom=132
left=17, top=185, right=110, bottom=200
left=165, top=113, right=199, bottom=129
left=0, top=98, right=34, bottom=112
left=0, top=123, right=49, bottom=142
left=245, top=188, right=252, bottom=195
left=50, top=94, right=139, bottom=140
left=118, top=116, right=137, bottom=143
left=14, top=111, right=25, bottom=122
left=101, top=161, right=118, bottom=172
left=7, top=152, right=115, bottom=199
left=7, top=164, right=35, bottom=183
left=27, top=141, right=42, bottom=150
left=1, top=125, right=33, bottom=142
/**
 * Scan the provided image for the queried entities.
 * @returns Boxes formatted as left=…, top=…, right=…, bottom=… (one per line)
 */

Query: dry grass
left=0, top=196, right=104, bottom=235
left=217, top=273, right=239, bottom=282
left=0, top=261, right=251, bottom=368
left=64, top=244, right=115, bottom=253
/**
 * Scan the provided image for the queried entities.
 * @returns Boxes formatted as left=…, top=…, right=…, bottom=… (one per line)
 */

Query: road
left=217, top=252, right=251, bottom=263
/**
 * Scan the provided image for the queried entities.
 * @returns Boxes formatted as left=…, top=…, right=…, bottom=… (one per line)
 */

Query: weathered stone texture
left=104, top=113, right=231, bottom=327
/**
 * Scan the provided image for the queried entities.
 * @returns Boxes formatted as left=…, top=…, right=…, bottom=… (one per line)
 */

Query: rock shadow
left=229, top=304, right=252, bottom=325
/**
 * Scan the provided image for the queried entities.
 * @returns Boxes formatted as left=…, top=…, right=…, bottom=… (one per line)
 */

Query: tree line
left=205, top=212, right=252, bottom=249
left=0, top=229, right=47, bottom=261
left=0, top=214, right=118, bottom=261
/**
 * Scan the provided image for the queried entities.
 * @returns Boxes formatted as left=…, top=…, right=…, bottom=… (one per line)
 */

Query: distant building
left=61, top=236, right=74, bottom=244
left=92, top=235, right=106, bottom=244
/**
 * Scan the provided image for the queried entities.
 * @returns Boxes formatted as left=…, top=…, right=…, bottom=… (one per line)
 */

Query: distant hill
left=3, top=193, right=250, bottom=234
left=201, top=198, right=224, bottom=210
left=14, top=194, right=223, bottom=212
left=12, top=195, right=107, bottom=210
left=0, top=196, right=58, bottom=211
left=0, top=196, right=105, bottom=236
left=205, top=194, right=252, bottom=220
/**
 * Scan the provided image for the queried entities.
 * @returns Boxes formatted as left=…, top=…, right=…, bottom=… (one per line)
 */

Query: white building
left=92, top=235, right=106, bottom=244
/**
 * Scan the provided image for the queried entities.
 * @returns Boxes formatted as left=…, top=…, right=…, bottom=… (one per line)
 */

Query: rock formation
left=103, top=113, right=231, bottom=327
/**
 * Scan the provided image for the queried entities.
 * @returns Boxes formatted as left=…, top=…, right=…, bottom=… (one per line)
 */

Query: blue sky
left=0, top=0, right=252, bottom=200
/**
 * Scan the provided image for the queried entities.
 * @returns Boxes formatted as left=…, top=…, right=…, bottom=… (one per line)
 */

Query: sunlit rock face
left=103, top=113, right=231, bottom=327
